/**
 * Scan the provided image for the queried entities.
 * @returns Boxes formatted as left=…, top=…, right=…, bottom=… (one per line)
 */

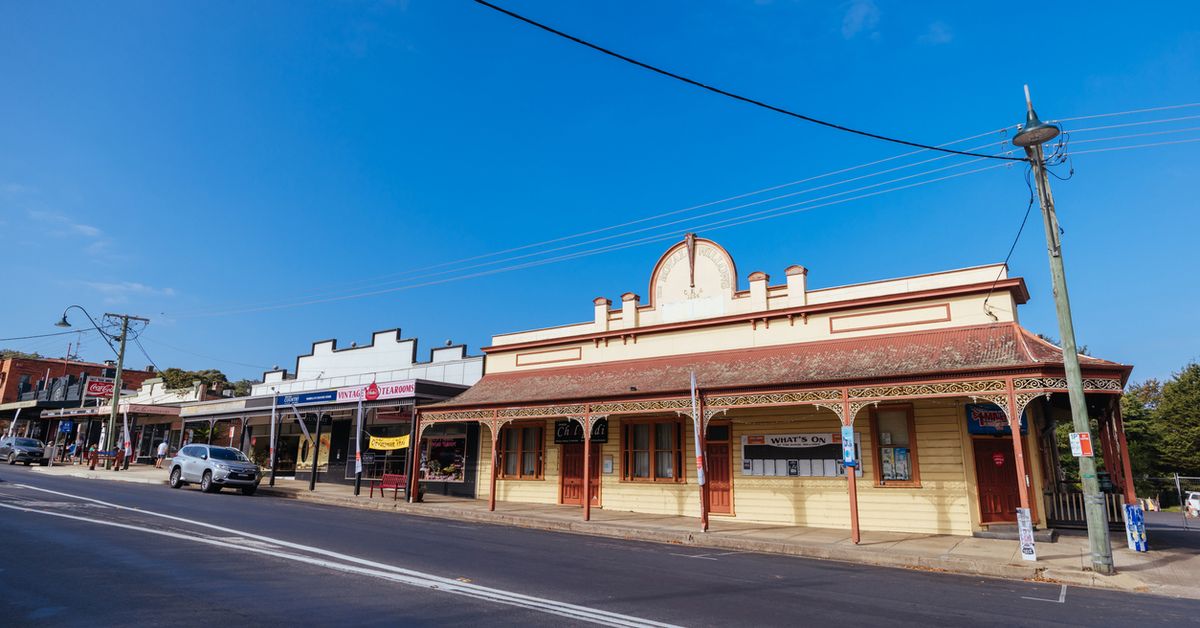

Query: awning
left=429, top=323, right=1128, bottom=410
left=40, top=404, right=182, bottom=420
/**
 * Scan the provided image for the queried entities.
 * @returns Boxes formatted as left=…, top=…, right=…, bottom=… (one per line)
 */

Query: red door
left=973, top=438, right=1020, bottom=523
left=560, top=443, right=600, bottom=506
left=705, top=442, right=733, bottom=514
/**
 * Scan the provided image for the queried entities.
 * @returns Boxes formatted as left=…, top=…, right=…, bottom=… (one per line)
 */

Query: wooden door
left=560, top=443, right=601, bottom=506
left=705, top=441, right=733, bottom=514
left=973, top=438, right=1020, bottom=523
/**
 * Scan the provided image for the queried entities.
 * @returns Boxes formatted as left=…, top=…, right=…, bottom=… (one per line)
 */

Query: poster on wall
left=741, top=433, right=862, bottom=478
left=421, top=437, right=466, bottom=483
left=295, top=433, right=332, bottom=471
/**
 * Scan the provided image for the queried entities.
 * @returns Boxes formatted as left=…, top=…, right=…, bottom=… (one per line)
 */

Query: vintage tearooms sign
left=277, top=379, right=416, bottom=407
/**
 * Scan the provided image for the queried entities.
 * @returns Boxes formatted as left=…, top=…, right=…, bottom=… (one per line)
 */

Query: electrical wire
left=138, top=335, right=272, bottom=371
left=132, top=336, right=162, bottom=374
left=0, top=329, right=93, bottom=342
left=471, top=0, right=1025, bottom=162
left=983, top=165, right=1037, bottom=319
left=173, top=108, right=1200, bottom=318
left=1054, top=102, right=1200, bottom=123
left=1068, top=114, right=1200, bottom=134
left=172, top=121, right=1198, bottom=318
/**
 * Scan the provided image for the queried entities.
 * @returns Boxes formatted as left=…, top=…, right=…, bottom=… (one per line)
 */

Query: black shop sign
left=554, top=419, right=608, bottom=444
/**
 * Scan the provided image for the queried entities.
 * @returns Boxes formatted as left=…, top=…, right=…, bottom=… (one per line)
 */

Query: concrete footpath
left=29, top=462, right=1200, bottom=600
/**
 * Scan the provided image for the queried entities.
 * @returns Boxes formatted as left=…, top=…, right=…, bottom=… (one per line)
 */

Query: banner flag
left=369, top=434, right=410, bottom=451
left=121, top=410, right=132, bottom=457
left=292, top=405, right=313, bottom=443
left=690, top=371, right=705, bottom=486
left=269, top=396, right=277, bottom=470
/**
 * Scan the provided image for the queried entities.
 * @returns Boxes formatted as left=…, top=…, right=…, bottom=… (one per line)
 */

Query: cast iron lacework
left=421, top=409, right=492, bottom=422
left=703, top=390, right=842, bottom=407
left=847, top=400, right=878, bottom=423
left=1014, top=376, right=1122, bottom=392
left=1014, top=391, right=1049, bottom=419
left=589, top=399, right=691, bottom=414
left=498, top=404, right=587, bottom=418
left=813, top=402, right=844, bottom=422
left=849, top=380, right=1007, bottom=399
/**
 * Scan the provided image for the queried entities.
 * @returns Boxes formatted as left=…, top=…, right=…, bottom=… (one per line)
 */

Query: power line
left=0, top=329, right=92, bottom=342
left=1054, top=102, right=1200, bottom=123
left=133, top=336, right=162, bottom=374
left=471, top=0, right=1025, bottom=163
left=172, top=121, right=1196, bottom=318
left=138, top=335, right=272, bottom=371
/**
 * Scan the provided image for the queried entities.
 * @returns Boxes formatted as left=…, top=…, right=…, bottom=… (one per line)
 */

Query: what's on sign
left=1069, top=432, right=1094, bottom=457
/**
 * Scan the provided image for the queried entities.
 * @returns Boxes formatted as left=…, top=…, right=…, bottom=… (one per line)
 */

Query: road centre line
left=6, top=484, right=677, bottom=628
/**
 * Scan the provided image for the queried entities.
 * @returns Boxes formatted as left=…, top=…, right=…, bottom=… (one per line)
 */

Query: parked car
left=0, top=437, right=45, bottom=466
left=1186, top=491, right=1200, bottom=518
left=168, top=444, right=261, bottom=495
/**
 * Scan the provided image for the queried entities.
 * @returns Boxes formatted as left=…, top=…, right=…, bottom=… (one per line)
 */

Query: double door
left=560, top=442, right=601, bottom=506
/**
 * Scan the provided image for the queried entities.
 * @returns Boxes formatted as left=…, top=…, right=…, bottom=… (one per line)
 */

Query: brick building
left=0, top=356, right=155, bottom=442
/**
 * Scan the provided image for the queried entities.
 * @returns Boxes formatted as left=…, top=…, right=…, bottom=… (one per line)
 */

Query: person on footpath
left=113, top=446, right=125, bottom=471
left=88, top=445, right=98, bottom=470
left=155, top=440, right=168, bottom=469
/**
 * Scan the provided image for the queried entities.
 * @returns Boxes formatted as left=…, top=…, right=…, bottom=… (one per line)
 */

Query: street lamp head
left=55, top=314, right=72, bottom=328
left=1012, top=84, right=1060, bottom=148
left=1013, top=109, right=1060, bottom=147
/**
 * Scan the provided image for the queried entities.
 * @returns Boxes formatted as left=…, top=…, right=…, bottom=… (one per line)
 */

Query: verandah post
left=842, top=389, right=860, bottom=545
left=1112, top=404, right=1138, bottom=505
left=1005, top=378, right=1034, bottom=518
left=408, top=412, right=421, bottom=503
left=582, top=414, right=592, bottom=522
left=489, top=419, right=499, bottom=512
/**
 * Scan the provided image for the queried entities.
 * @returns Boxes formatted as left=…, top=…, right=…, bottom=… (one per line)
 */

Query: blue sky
left=1, top=1, right=1197, bottom=383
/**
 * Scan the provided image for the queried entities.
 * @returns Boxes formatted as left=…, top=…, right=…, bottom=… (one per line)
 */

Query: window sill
left=497, top=476, right=545, bottom=481
left=620, top=478, right=687, bottom=484
left=875, top=481, right=923, bottom=489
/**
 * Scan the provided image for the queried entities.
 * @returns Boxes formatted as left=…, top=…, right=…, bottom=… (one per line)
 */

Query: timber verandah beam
left=414, top=373, right=1126, bottom=532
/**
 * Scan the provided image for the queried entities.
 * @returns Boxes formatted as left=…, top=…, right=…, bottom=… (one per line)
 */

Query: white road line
left=6, top=484, right=678, bottom=628
left=669, top=553, right=719, bottom=560
left=1021, top=584, right=1067, bottom=603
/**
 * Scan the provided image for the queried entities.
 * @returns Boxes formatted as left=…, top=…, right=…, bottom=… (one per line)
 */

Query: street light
left=1014, top=85, right=1114, bottom=575
left=54, top=305, right=149, bottom=469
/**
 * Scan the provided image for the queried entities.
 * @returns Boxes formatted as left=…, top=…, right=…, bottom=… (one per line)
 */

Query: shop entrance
left=973, top=438, right=1020, bottom=523
left=560, top=442, right=600, bottom=507
left=705, top=424, right=733, bottom=514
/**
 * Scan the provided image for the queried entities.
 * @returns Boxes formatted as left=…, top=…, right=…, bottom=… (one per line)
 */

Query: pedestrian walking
left=155, top=440, right=168, bottom=469
left=113, top=446, right=125, bottom=471
left=88, top=445, right=98, bottom=471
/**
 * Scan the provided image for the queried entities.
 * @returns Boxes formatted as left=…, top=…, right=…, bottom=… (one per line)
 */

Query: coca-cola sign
left=85, top=378, right=116, bottom=398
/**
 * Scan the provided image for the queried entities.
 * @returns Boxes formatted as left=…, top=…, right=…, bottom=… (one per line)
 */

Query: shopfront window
left=872, top=405, right=921, bottom=487
left=499, top=424, right=543, bottom=479
left=622, top=419, right=683, bottom=482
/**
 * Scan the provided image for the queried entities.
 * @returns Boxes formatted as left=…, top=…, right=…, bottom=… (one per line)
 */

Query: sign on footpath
left=1016, top=507, right=1037, bottom=562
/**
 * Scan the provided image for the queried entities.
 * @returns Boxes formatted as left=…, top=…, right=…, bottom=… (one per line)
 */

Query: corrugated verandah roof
left=427, top=323, right=1128, bottom=410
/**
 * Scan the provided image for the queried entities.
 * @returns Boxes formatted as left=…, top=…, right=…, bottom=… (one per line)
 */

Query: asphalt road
left=0, top=466, right=1195, bottom=627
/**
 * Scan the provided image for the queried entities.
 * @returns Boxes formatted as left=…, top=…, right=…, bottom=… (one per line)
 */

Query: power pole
left=103, top=313, right=149, bottom=469
left=1013, top=86, right=1114, bottom=574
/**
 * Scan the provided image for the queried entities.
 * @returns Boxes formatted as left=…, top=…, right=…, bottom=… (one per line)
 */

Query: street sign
left=1068, top=432, right=1094, bottom=457
left=1016, top=507, right=1037, bottom=561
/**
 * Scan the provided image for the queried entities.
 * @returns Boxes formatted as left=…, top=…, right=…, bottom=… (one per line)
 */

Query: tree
left=158, top=367, right=230, bottom=391
left=0, top=349, right=46, bottom=360
left=231, top=379, right=256, bottom=397
left=1152, top=362, right=1200, bottom=477
left=1119, top=379, right=1163, bottom=495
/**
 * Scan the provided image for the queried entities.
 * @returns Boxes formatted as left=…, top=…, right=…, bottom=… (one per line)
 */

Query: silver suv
left=0, top=437, right=45, bottom=466
left=168, top=444, right=261, bottom=495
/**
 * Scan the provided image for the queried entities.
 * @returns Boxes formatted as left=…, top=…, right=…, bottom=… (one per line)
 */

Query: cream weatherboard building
left=417, top=235, right=1135, bottom=539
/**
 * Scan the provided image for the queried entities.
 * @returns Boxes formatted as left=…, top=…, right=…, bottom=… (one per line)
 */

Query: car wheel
left=169, top=467, right=183, bottom=489
left=200, top=471, right=215, bottom=493
left=6, top=453, right=14, bottom=465
left=241, top=485, right=257, bottom=496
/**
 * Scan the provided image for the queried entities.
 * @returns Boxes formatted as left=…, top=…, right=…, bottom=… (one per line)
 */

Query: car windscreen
left=209, top=448, right=250, bottom=462
left=15, top=439, right=41, bottom=448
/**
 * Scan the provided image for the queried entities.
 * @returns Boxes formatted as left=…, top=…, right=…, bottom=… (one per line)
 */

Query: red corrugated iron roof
left=430, top=323, right=1127, bottom=409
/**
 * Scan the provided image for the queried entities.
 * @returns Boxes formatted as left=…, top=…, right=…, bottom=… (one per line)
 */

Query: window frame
left=870, top=403, right=922, bottom=488
left=620, top=417, right=686, bottom=483
left=497, top=422, right=545, bottom=480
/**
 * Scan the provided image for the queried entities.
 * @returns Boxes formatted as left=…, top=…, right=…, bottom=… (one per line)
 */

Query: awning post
left=582, top=415, right=593, bottom=522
